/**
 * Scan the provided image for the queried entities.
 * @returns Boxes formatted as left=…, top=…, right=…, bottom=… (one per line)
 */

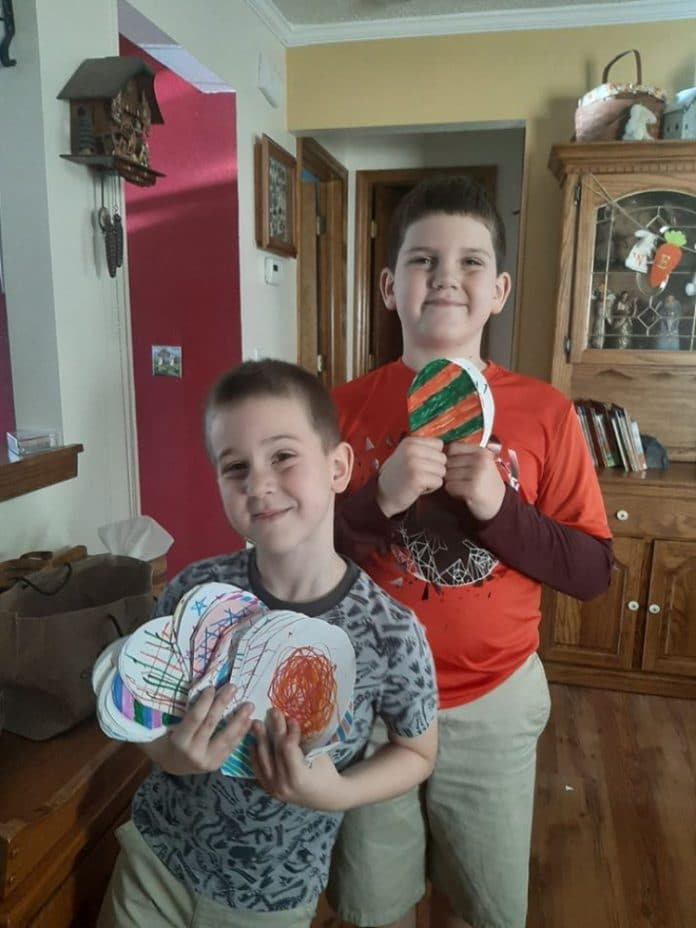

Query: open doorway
left=355, top=165, right=497, bottom=375
left=308, top=125, right=525, bottom=380
left=296, top=138, right=348, bottom=387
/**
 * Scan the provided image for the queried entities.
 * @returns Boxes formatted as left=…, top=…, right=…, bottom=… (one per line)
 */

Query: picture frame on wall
left=254, top=134, right=297, bottom=258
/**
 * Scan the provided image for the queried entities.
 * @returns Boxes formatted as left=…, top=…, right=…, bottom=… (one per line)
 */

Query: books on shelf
left=573, top=400, right=647, bottom=472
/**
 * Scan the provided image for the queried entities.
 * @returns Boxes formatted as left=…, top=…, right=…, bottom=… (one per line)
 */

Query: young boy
left=97, top=359, right=438, bottom=928
left=328, top=176, right=612, bottom=928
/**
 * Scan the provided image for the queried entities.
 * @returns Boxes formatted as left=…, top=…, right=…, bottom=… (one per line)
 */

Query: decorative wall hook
left=0, top=0, right=17, bottom=68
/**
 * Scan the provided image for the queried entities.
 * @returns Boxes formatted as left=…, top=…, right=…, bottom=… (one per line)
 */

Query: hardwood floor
left=312, top=683, right=696, bottom=928
left=529, top=683, right=696, bottom=928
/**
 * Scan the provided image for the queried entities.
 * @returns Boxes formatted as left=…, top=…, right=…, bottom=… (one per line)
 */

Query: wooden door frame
left=354, top=166, right=497, bottom=378
left=296, top=137, right=348, bottom=386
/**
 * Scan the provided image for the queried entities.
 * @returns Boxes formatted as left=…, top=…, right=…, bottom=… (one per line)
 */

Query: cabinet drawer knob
left=648, top=603, right=661, bottom=615
left=627, top=600, right=640, bottom=612
left=615, top=509, right=629, bottom=521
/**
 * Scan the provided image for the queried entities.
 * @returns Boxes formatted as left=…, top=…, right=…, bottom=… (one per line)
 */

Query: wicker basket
left=574, top=50, right=666, bottom=142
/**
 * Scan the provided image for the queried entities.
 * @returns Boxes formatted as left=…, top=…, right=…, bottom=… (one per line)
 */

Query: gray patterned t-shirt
left=131, top=549, right=437, bottom=913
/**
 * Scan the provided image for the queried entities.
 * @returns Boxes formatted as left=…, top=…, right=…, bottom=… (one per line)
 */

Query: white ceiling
left=248, top=0, right=695, bottom=45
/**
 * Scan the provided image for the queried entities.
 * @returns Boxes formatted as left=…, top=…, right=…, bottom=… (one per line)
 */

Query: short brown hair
left=387, top=174, right=506, bottom=272
left=204, top=359, right=340, bottom=456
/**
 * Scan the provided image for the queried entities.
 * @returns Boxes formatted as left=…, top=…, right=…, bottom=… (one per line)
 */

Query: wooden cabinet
left=541, top=141, right=696, bottom=699
left=0, top=721, right=150, bottom=927
left=548, top=141, right=696, bottom=460
left=541, top=465, right=696, bottom=698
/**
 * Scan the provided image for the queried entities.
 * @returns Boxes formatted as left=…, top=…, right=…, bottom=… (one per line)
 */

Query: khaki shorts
left=97, top=820, right=317, bottom=928
left=327, top=652, right=551, bottom=928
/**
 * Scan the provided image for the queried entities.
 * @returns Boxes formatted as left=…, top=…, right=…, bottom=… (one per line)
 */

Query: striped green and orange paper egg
left=407, top=358, right=492, bottom=445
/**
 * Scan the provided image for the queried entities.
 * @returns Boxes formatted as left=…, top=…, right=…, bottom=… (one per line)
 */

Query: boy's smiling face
left=208, top=394, right=352, bottom=559
left=381, top=213, right=511, bottom=370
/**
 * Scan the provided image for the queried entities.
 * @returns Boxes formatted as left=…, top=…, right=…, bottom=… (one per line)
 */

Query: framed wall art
left=254, top=134, right=297, bottom=258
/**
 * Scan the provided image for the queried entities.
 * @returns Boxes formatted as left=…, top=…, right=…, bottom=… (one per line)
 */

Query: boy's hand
left=252, top=710, right=345, bottom=811
left=142, top=685, right=254, bottom=776
left=444, top=443, right=506, bottom=521
left=376, top=436, right=447, bottom=517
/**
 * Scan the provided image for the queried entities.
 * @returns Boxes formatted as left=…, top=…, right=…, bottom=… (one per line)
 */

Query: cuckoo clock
left=58, top=56, right=165, bottom=186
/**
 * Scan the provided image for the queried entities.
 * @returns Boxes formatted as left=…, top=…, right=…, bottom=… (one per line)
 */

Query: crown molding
left=246, top=0, right=294, bottom=44
left=246, top=0, right=695, bottom=47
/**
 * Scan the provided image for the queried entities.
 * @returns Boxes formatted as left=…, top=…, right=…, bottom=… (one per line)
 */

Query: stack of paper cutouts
left=407, top=357, right=494, bottom=446
left=92, top=582, right=355, bottom=777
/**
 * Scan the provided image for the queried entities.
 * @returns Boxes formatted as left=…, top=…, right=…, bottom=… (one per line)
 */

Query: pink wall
left=121, top=38, right=243, bottom=574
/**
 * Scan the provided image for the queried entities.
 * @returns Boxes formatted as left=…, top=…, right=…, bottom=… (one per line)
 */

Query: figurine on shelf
left=610, top=290, right=636, bottom=349
left=654, top=294, right=682, bottom=350
left=622, top=104, right=659, bottom=141
left=590, top=282, right=616, bottom=348
left=625, top=229, right=659, bottom=274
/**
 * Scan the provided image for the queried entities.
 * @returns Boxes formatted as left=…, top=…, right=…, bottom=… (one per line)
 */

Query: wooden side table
left=0, top=720, right=150, bottom=927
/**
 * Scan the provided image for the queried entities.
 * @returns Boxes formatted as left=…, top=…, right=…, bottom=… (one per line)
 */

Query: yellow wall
left=287, top=22, right=695, bottom=381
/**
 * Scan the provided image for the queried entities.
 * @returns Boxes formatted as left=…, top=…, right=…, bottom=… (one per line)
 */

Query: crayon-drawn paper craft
left=229, top=610, right=355, bottom=757
left=188, top=609, right=315, bottom=727
left=92, top=583, right=355, bottom=779
left=190, top=587, right=262, bottom=681
left=111, top=670, right=180, bottom=730
left=185, top=589, right=267, bottom=705
left=407, top=357, right=494, bottom=447
left=173, top=583, right=264, bottom=678
left=118, top=614, right=190, bottom=717
left=99, top=667, right=172, bottom=742
left=220, top=732, right=257, bottom=778
left=92, top=637, right=127, bottom=696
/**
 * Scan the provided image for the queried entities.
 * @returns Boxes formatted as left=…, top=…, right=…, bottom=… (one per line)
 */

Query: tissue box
left=97, top=516, right=173, bottom=598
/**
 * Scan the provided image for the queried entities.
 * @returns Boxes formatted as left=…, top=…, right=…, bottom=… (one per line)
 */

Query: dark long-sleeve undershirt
left=335, top=478, right=612, bottom=601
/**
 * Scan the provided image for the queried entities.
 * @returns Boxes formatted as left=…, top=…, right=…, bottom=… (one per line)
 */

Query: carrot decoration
left=649, top=229, right=687, bottom=288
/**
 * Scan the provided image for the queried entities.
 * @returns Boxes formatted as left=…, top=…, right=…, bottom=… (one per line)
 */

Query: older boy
left=328, top=176, right=612, bottom=928
left=98, top=359, right=437, bottom=928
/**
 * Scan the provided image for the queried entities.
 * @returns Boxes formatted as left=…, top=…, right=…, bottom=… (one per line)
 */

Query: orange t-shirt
left=332, top=360, right=610, bottom=708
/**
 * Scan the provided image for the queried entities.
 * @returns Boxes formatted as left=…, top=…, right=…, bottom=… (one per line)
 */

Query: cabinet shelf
left=598, top=461, right=696, bottom=490
left=0, top=444, right=84, bottom=502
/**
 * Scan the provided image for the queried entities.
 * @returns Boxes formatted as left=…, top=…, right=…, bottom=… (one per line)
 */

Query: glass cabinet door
left=588, top=190, right=696, bottom=353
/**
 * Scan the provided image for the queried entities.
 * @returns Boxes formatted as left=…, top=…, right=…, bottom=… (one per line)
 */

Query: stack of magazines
left=574, top=400, right=647, bottom=472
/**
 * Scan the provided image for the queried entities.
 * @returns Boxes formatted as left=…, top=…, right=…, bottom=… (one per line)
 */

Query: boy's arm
left=335, top=476, right=395, bottom=562
left=339, top=722, right=437, bottom=804
left=253, top=593, right=438, bottom=812
left=252, top=711, right=437, bottom=812
left=335, top=436, right=447, bottom=560
left=446, top=402, right=612, bottom=600
left=472, top=484, right=612, bottom=600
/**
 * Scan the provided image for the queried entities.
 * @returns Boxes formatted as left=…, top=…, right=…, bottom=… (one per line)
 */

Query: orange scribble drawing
left=268, top=647, right=337, bottom=740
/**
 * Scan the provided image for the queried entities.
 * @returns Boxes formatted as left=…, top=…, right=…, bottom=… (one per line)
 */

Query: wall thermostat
left=264, top=256, right=283, bottom=285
